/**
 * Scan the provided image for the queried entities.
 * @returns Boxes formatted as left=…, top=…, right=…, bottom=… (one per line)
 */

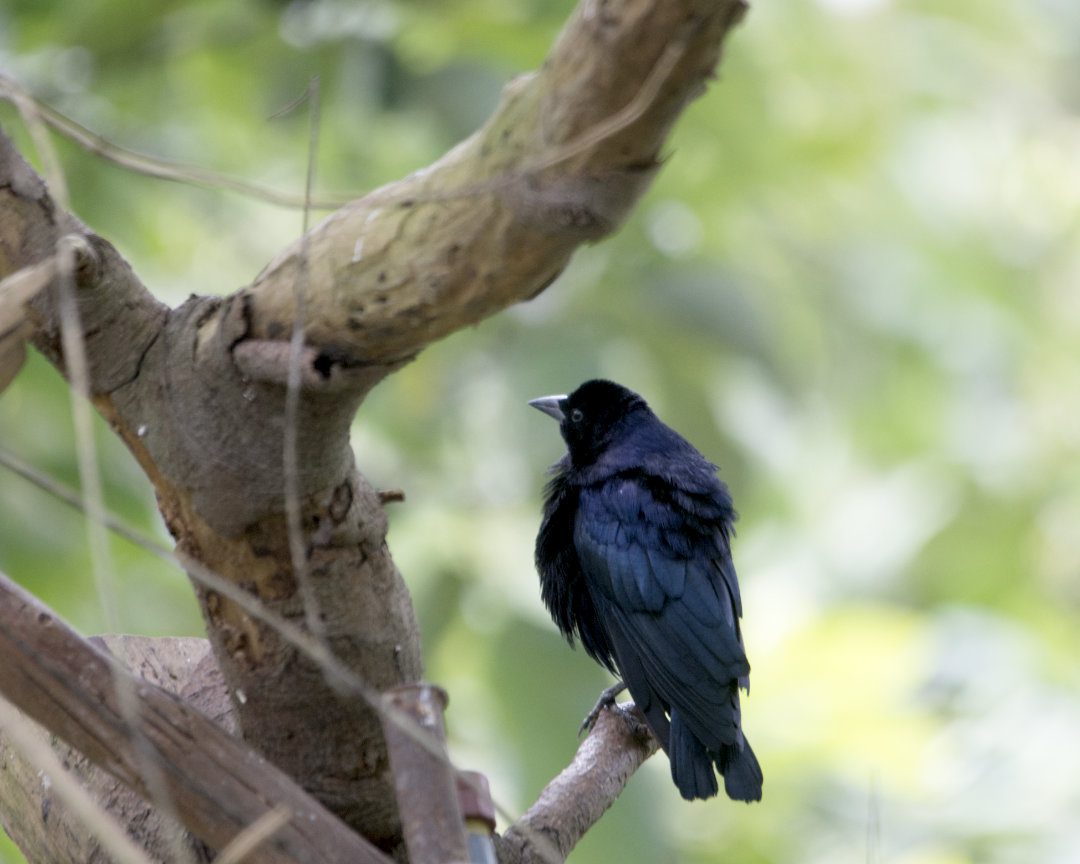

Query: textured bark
left=382, top=685, right=469, bottom=864
left=247, top=0, right=748, bottom=367
left=0, top=636, right=222, bottom=864
left=0, top=0, right=748, bottom=858
left=0, top=576, right=392, bottom=864
left=496, top=705, right=660, bottom=864
left=0, top=129, right=425, bottom=845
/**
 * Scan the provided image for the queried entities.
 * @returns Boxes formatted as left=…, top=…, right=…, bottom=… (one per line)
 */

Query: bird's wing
left=574, top=476, right=749, bottom=749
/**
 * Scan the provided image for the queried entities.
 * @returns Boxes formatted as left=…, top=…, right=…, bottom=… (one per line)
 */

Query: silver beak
left=528, top=394, right=567, bottom=422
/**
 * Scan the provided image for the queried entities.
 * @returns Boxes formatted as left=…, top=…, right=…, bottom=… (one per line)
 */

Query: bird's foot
left=579, top=680, right=628, bottom=737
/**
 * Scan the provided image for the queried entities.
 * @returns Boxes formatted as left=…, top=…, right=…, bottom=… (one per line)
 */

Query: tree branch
left=0, top=0, right=747, bottom=853
left=497, top=705, right=660, bottom=864
left=0, top=571, right=393, bottom=864
left=247, top=0, right=748, bottom=371
left=0, top=127, right=424, bottom=844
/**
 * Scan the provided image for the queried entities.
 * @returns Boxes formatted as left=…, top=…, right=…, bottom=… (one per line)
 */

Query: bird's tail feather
left=669, top=710, right=764, bottom=802
left=717, top=736, right=763, bottom=802
left=669, top=710, right=718, bottom=800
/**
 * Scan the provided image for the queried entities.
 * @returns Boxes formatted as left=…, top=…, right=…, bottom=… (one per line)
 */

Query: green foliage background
left=2, top=1, right=1079, bottom=862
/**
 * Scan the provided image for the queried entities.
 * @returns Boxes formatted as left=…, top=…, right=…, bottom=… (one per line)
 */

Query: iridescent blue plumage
left=533, top=379, right=761, bottom=802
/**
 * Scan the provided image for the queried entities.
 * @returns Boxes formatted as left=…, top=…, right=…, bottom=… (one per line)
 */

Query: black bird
left=530, top=379, right=762, bottom=802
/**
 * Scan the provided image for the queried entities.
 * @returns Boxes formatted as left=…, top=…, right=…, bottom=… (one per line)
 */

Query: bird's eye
left=570, top=408, right=584, bottom=423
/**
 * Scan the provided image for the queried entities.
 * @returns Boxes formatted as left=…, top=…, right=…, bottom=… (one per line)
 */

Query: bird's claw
left=579, top=680, right=628, bottom=736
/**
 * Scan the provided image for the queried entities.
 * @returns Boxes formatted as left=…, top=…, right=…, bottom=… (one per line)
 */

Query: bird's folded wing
left=603, top=601, right=743, bottom=750
left=575, top=479, right=749, bottom=746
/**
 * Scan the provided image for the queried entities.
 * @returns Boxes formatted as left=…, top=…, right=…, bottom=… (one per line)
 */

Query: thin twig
left=520, top=35, right=687, bottom=176
left=0, top=256, right=58, bottom=340
left=283, top=75, right=326, bottom=643
left=212, top=804, right=293, bottom=864
left=1, top=28, right=685, bottom=219
left=4, top=76, right=70, bottom=209
left=0, top=73, right=350, bottom=211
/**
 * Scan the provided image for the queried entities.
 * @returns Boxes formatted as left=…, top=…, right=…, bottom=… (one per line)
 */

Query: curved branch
left=497, top=705, right=660, bottom=864
left=247, top=0, right=748, bottom=371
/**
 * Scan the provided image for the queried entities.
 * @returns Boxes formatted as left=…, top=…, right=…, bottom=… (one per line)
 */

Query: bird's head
left=529, top=379, right=648, bottom=466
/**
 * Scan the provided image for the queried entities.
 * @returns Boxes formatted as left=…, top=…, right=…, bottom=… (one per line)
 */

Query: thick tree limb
left=0, top=571, right=393, bottom=864
left=0, top=636, right=216, bottom=864
left=247, top=0, right=748, bottom=369
left=0, top=129, right=424, bottom=844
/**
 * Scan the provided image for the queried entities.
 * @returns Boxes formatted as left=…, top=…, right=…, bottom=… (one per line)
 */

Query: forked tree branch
left=0, top=0, right=747, bottom=857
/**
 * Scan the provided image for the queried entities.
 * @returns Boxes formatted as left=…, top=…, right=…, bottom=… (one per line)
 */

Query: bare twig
left=0, top=256, right=56, bottom=336
left=0, top=255, right=58, bottom=392
left=3, top=73, right=70, bottom=208
left=212, top=805, right=293, bottom=864
left=284, top=75, right=326, bottom=643
left=0, top=73, right=351, bottom=210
